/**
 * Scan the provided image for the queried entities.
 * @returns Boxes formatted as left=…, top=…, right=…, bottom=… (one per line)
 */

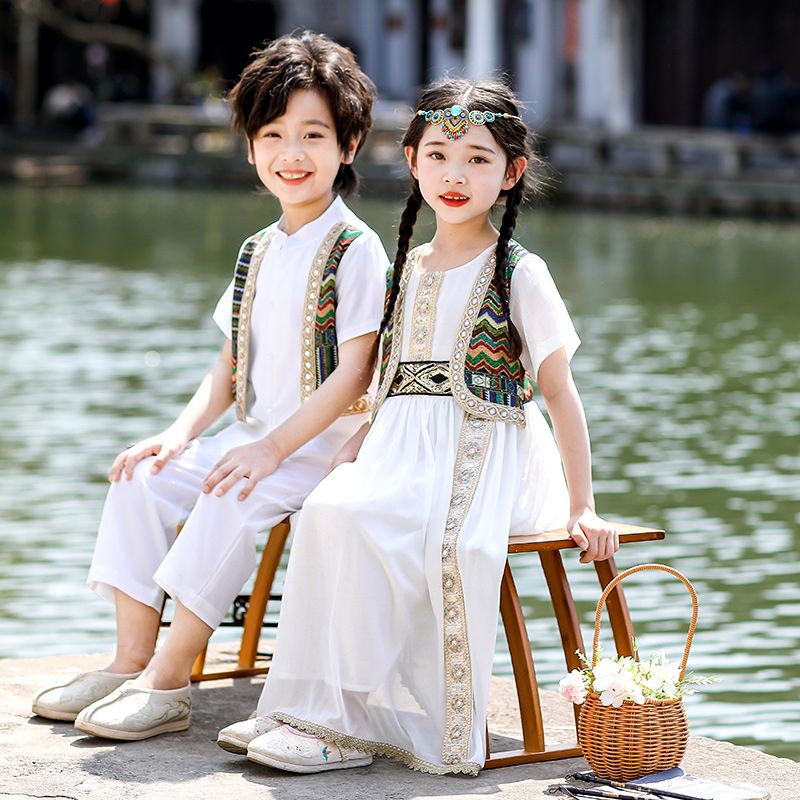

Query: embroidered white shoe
left=74, top=681, right=191, bottom=740
left=32, top=670, right=143, bottom=722
left=247, top=725, right=373, bottom=773
left=217, top=712, right=283, bottom=754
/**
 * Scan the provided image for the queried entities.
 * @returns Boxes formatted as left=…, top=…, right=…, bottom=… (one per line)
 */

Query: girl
left=218, top=78, right=619, bottom=775
left=30, top=32, right=389, bottom=740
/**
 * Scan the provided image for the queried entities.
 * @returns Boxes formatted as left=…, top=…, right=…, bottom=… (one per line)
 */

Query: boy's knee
left=191, top=482, right=252, bottom=522
left=109, top=457, right=157, bottom=493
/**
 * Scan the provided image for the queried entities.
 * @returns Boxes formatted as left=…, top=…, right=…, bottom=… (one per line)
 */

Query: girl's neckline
left=412, top=243, right=496, bottom=276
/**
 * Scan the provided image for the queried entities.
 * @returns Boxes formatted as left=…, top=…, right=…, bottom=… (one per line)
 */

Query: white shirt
left=400, top=246, right=580, bottom=381
left=213, top=195, right=389, bottom=446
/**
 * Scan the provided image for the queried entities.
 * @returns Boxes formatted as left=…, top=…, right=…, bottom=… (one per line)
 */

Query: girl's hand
left=109, top=427, right=191, bottom=482
left=202, top=437, right=283, bottom=501
left=567, top=509, right=620, bottom=563
left=326, top=439, right=361, bottom=475
left=326, top=423, right=370, bottom=475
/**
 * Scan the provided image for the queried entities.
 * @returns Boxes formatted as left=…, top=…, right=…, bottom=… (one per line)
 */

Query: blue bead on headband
left=416, top=104, right=521, bottom=142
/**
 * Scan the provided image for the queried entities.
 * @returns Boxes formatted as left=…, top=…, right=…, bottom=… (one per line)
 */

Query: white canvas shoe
left=74, top=681, right=191, bottom=740
left=247, top=725, right=373, bottom=773
left=32, top=670, right=143, bottom=722
left=217, top=712, right=283, bottom=754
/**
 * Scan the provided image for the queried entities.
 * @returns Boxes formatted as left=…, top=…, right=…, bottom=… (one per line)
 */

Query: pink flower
left=559, top=670, right=588, bottom=705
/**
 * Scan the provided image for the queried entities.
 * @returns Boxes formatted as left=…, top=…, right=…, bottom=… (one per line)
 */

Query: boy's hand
left=203, top=437, right=283, bottom=501
left=567, top=509, right=620, bottom=563
left=109, top=427, right=191, bottom=482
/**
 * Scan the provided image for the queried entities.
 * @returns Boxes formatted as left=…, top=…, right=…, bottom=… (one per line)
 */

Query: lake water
left=1, top=185, right=798, bottom=760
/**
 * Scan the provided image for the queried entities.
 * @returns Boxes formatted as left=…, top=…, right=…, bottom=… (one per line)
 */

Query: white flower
left=627, top=681, right=646, bottom=705
left=563, top=649, right=705, bottom=708
left=598, top=670, right=645, bottom=706
left=599, top=682, right=627, bottom=707
left=645, top=660, right=681, bottom=697
left=591, top=658, right=621, bottom=692
left=644, top=674, right=664, bottom=693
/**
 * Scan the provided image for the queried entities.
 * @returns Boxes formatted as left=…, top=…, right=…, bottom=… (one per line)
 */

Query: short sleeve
left=334, top=231, right=391, bottom=344
left=510, top=254, right=580, bottom=381
left=212, top=277, right=234, bottom=338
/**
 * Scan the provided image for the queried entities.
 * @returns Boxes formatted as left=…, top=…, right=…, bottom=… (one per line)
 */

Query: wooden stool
left=167, top=517, right=664, bottom=765
left=484, top=522, right=665, bottom=768
left=159, top=519, right=291, bottom=682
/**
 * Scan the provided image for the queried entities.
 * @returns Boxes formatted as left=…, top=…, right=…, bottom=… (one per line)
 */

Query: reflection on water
left=1, top=186, right=798, bottom=760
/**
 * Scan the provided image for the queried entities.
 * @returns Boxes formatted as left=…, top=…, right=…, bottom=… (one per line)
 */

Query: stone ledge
left=1, top=651, right=797, bottom=800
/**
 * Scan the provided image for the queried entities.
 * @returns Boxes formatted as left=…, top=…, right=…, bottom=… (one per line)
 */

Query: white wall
left=428, top=0, right=463, bottom=81
left=575, top=0, right=635, bottom=131
left=515, top=0, right=559, bottom=127
left=464, top=0, right=499, bottom=80
left=380, top=0, right=422, bottom=100
left=151, top=0, right=201, bottom=102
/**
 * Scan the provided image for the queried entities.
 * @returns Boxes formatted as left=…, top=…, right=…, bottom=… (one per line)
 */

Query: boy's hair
left=383, top=78, right=543, bottom=357
left=228, top=30, right=376, bottom=196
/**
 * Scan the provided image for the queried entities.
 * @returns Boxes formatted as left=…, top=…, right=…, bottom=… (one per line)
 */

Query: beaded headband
left=417, top=104, right=521, bottom=142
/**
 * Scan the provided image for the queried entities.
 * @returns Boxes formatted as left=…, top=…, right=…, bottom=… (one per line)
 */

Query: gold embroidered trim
left=371, top=248, right=420, bottom=419
left=440, top=414, right=493, bottom=765
left=301, top=221, right=348, bottom=404
left=387, top=361, right=452, bottom=397
left=408, top=271, right=444, bottom=360
left=235, top=229, right=277, bottom=421
left=270, top=712, right=481, bottom=776
left=299, top=221, right=372, bottom=416
left=344, top=396, right=372, bottom=415
left=449, top=253, right=526, bottom=427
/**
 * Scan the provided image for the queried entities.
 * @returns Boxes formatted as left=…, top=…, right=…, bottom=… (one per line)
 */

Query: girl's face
left=248, top=89, right=357, bottom=218
left=406, top=121, right=526, bottom=226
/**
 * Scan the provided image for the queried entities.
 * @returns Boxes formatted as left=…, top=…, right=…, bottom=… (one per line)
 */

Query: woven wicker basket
left=577, top=563, right=698, bottom=781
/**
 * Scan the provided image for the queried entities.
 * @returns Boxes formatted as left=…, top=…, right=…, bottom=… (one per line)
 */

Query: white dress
left=256, top=245, right=580, bottom=774
left=87, top=196, right=388, bottom=629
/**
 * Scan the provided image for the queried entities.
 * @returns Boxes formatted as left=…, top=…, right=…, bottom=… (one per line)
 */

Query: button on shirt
left=213, top=196, right=389, bottom=451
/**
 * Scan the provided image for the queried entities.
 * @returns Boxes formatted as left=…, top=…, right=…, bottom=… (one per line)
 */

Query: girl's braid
left=380, top=181, right=423, bottom=334
left=492, top=181, right=524, bottom=358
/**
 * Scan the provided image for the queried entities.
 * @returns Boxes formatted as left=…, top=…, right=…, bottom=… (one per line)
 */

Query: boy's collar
left=275, top=195, right=344, bottom=241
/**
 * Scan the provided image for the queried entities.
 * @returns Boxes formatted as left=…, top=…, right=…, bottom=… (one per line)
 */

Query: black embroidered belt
left=387, top=361, right=453, bottom=397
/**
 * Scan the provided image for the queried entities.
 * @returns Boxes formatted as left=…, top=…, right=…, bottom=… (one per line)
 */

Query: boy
left=32, top=31, right=388, bottom=741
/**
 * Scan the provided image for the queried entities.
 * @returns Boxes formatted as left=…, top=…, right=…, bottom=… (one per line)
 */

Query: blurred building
left=5, top=0, right=800, bottom=134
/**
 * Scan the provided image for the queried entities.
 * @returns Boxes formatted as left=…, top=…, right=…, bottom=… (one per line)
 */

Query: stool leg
left=539, top=550, right=586, bottom=730
left=484, top=551, right=584, bottom=767
left=191, top=647, right=207, bottom=679
left=499, top=560, right=545, bottom=754
left=594, top=557, right=635, bottom=658
left=539, top=550, right=586, bottom=672
left=237, top=519, right=291, bottom=669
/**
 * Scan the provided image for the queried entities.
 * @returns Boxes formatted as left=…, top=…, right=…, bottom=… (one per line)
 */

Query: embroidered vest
left=230, top=221, right=367, bottom=421
left=375, top=241, right=533, bottom=426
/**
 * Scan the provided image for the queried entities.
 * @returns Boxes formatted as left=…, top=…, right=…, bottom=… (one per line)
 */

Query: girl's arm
left=202, top=332, right=377, bottom=500
left=537, top=347, right=619, bottom=563
left=109, top=339, right=234, bottom=481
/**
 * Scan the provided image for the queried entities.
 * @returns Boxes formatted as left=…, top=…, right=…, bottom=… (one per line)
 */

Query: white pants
left=87, top=423, right=331, bottom=629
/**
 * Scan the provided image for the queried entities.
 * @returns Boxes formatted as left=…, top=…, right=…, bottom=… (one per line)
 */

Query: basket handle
left=591, top=563, right=698, bottom=679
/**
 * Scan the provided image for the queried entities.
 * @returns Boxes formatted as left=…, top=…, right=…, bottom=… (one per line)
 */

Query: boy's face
left=406, top=122, right=525, bottom=226
left=248, top=89, right=356, bottom=219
